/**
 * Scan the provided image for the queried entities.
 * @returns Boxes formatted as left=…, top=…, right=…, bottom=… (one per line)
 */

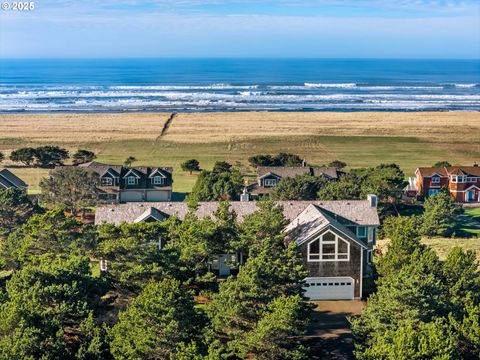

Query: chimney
left=301, top=159, right=307, bottom=167
left=240, top=188, right=250, bottom=202
left=474, top=162, right=478, bottom=167
left=367, top=194, right=378, bottom=208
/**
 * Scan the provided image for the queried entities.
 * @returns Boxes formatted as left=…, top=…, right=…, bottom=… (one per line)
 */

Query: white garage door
left=303, top=277, right=354, bottom=300
left=146, top=190, right=169, bottom=202
left=120, top=191, right=143, bottom=202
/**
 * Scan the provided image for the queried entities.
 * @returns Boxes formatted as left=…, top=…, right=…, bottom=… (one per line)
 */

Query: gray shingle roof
left=0, top=169, right=28, bottom=190
left=257, top=166, right=341, bottom=180
left=284, top=204, right=367, bottom=248
left=95, top=200, right=379, bottom=226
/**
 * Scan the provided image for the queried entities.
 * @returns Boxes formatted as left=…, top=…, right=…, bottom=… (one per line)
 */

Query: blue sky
left=1, top=0, right=479, bottom=58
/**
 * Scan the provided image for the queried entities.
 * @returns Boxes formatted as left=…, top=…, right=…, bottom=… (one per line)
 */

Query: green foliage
left=376, top=216, right=423, bottom=278
left=420, top=190, right=460, bottom=237
left=248, top=153, right=302, bottom=167
left=328, top=160, right=347, bottom=169
left=433, top=161, right=452, bottom=168
left=0, top=256, right=106, bottom=359
left=318, top=164, right=406, bottom=204
left=9, top=147, right=37, bottom=166
left=270, top=175, right=326, bottom=201
left=73, top=150, right=97, bottom=166
left=40, top=166, right=99, bottom=216
left=123, top=156, right=136, bottom=167
left=0, top=187, right=36, bottom=236
left=188, top=162, right=243, bottom=202
left=207, top=231, right=309, bottom=358
left=180, top=159, right=201, bottom=174
left=109, top=278, right=203, bottom=360
left=96, top=221, right=179, bottom=294
left=1, top=208, right=94, bottom=268
left=34, top=146, right=70, bottom=168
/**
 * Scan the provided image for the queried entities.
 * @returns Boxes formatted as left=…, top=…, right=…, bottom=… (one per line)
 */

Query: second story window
left=264, top=178, right=278, bottom=187
left=101, top=177, right=113, bottom=186
left=308, top=231, right=350, bottom=262
left=127, top=176, right=137, bottom=185
left=431, top=176, right=440, bottom=184
left=152, top=176, right=164, bottom=185
left=357, top=226, right=367, bottom=238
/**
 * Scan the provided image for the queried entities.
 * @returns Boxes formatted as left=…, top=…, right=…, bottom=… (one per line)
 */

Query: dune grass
left=1, top=111, right=479, bottom=193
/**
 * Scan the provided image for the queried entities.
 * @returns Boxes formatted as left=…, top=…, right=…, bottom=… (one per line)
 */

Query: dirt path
left=157, top=112, right=177, bottom=140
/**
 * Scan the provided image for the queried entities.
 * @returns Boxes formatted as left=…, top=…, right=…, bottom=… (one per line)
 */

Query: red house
left=415, top=164, right=480, bottom=203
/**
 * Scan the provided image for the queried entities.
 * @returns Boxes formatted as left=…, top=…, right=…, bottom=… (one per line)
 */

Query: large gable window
left=308, top=231, right=350, bottom=262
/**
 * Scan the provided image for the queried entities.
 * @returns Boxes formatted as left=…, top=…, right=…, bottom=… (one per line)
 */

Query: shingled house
left=247, top=164, right=344, bottom=197
left=95, top=195, right=380, bottom=300
left=0, top=169, right=28, bottom=191
left=414, top=165, right=480, bottom=203
left=55, top=162, right=173, bottom=203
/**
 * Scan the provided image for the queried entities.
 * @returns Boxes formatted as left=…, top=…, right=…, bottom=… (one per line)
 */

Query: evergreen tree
left=9, top=147, right=37, bottom=166
left=420, top=190, right=460, bottom=237
left=109, top=278, right=203, bottom=360
left=0, top=187, right=36, bottom=236
left=72, top=149, right=97, bottom=166
left=180, top=159, right=201, bottom=174
left=34, top=146, right=69, bottom=168
left=270, top=175, right=326, bottom=201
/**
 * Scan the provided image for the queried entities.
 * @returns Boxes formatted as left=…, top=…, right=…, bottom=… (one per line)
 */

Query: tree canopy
left=72, top=149, right=97, bottom=165
left=181, top=159, right=201, bottom=174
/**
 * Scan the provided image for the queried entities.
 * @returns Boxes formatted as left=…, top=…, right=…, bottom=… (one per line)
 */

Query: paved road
left=304, top=300, right=365, bottom=360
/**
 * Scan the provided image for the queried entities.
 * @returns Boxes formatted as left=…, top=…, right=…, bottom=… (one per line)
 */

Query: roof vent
left=109, top=208, right=114, bottom=212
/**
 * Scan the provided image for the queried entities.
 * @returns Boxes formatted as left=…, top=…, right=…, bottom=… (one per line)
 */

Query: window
left=101, top=177, right=113, bottom=186
left=308, top=231, right=350, bottom=262
left=367, top=250, right=373, bottom=263
left=467, top=177, right=477, bottom=183
left=431, top=176, right=440, bottom=184
left=451, top=176, right=457, bottom=183
left=127, top=176, right=137, bottom=185
left=264, top=178, right=278, bottom=187
left=428, top=189, right=440, bottom=196
left=152, top=176, right=164, bottom=185
left=356, top=226, right=367, bottom=238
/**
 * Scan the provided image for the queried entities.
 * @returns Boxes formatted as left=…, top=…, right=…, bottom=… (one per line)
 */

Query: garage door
left=146, top=190, right=169, bottom=202
left=120, top=191, right=143, bottom=202
left=303, top=277, right=354, bottom=300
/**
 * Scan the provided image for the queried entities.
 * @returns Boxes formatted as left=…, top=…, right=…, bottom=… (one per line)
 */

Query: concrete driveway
left=304, top=300, right=365, bottom=360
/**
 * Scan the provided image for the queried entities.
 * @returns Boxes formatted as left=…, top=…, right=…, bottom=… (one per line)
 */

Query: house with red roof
left=414, top=164, right=480, bottom=203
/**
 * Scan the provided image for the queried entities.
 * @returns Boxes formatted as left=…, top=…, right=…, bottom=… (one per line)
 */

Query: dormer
left=99, top=168, right=119, bottom=186
left=123, top=169, right=142, bottom=185
left=258, top=172, right=282, bottom=187
left=149, top=168, right=167, bottom=186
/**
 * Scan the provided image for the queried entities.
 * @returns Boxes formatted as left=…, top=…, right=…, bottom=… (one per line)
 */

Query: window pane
left=338, top=239, right=348, bottom=253
left=309, top=240, right=320, bottom=254
left=323, top=232, right=335, bottom=242
left=322, top=243, right=335, bottom=254
left=309, top=254, right=320, bottom=260
left=338, top=254, right=348, bottom=260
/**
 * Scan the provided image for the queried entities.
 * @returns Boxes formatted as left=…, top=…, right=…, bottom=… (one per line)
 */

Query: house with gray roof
left=95, top=195, right=380, bottom=300
left=247, top=163, right=344, bottom=197
left=54, top=162, right=173, bottom=203
left=0, top=169, right=28, bottom=191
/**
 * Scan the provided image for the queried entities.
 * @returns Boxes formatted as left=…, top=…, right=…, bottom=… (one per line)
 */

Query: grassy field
left=376, top=237, right=480, bottom=261
left=1, top=111, right=479, bottom=193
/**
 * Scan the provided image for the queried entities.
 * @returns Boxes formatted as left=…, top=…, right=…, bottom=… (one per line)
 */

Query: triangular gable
left=123, top=169, right=142, bottom=178
left=259, top=172, right=282, bottom=180
left=100, top=168, right=120, bottom=178
left=465, top=185, right=480, bottom=191
left=149, top=168, right=167, bottom=178
left=134, top=207, right=169, bottom=223
left=284, top=204, right=367, bottom=249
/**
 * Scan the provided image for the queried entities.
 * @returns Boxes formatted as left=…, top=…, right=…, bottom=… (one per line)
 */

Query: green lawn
left=8, top=134, right=478, bottom=195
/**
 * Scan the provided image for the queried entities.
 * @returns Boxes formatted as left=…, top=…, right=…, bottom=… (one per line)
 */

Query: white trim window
left=467, top=177, right=477, bottom=183
left=308, top=231, right=350, bottom=262
left=101, top=177, right=113, bottom=186
left=264, top=178, right=278, bottom=187
left=127, top=176, right=137, bottom=185
left=152, top=176, right=164, bottom=185
left=431, top=176, right=441, bottom=184
left=356, top=226, right=367, bottom=238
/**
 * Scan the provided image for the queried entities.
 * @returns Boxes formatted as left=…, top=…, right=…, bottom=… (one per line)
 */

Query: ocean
left=0, top=58, right=479, bottom=113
